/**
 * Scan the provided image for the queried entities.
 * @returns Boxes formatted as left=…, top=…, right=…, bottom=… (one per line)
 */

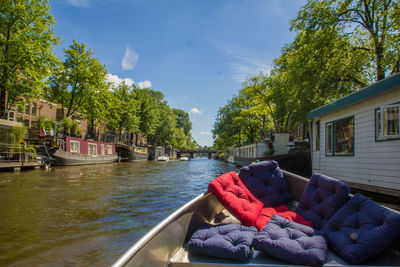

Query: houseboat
left=307, top=73, right=400, bottom=197
left=51, top=136, right=118, bottom=166
left=115, top=144, right=149, bottom=161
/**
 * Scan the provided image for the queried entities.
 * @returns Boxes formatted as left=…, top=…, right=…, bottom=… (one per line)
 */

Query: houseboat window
left=101, top=144, right=105, bottom=155
left=326, top=117, right=354, bottom=156
left=376, top=105, right=400, bottom=140
left=70, top=141, right=80, bottom=153
left=106, top=145, right=113, bottom=155
left=326, top=123, right=332, bottom=155
left=315, top=120, right=320, bottom=151
left=88, top=143, right=97, bottom=155
left=334, top=117, right=354, bottom=155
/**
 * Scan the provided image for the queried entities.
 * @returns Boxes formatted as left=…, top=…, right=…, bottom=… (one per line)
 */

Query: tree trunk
left=376, top=45, right=385, bottom=81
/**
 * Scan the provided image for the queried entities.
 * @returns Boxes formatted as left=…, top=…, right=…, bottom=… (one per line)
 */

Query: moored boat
left=51, top=136, right=118, bottom=166
left=157, top=156, right=169, bottom=161
left=179, top=156, right=189, bottom=161
left=115, top=144, right=149, bottom=161
left=112, top=164, right=400, bottom=267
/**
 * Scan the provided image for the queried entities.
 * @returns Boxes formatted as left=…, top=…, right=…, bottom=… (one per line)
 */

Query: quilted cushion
left=296, top=173, right=350, bottom=229
left=321, top=193, right=400, bottom=264
left=255, top=205, right=312, bottom=231
left=239, top=160, right=293, bottom=207
left=253, top=215, right=327, bottom=267
left=208, top=171, right=263, bottom=226
left=188, top=223, right=258, bottom=261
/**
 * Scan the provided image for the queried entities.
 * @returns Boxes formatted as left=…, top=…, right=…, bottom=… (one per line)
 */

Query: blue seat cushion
left=296, top=173, right=350, bottom=229
left=321, top=193, right=400, bottom=264
left=253, top=215, right=327, bottom=267
left=239, top=160, right=293, bottom=207
left=188, top=223, right=258, bottom=261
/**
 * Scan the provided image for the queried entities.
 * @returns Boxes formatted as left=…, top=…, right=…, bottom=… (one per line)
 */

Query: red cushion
left=208, top=171, right=263, bottom=226
left=255, top=205, right=312, bottom=230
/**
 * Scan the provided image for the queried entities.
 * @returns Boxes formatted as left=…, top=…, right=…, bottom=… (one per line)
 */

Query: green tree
left=173, top=109, right=192, bottom=135
left=0, top=0, right=58, bottom=118
left=48, top=41, right=108, bottom=118
left=292, top=0, right=400, bottom=80
left=106, top=82, right=138, bottom=142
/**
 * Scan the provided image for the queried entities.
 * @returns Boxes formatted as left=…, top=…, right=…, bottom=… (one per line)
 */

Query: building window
left=31, top=102, right=37, bottom=116
left=315, top=120, right=320, bottom=151
left=88, top=143, right=97, bottom=155
left=23, top=119, right=30, bottom=127
left=8, top=111, right=15, bottom=121
left=326, top=116, right=354, bottom=156
left=25, top=103, right=30, bottom=115
left=70, top=141, right=80, bottom=153
left=376, top=105, right=400, bottom=140
left=106, top=145, right=113, bottom=155
left=101, top=144, right=105, bottom=155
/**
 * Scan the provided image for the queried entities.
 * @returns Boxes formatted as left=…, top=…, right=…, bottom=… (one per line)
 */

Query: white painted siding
left=312, top=87, right=400, bottom=194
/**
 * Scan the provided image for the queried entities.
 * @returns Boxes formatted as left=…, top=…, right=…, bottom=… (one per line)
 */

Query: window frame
left=88, top=143, right=97, bottom=156
left=70, top=141, right=80, bottom=153
left=106, top=145, right=113, bottom=155
left=375, top=104, right=400, bottom=142
left=325, top=115, right=355, bottom=157
left=315, top=120, right=320, bottom=151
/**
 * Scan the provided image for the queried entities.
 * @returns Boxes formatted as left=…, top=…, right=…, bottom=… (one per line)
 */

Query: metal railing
left=0, top=143, right=37, bottom=163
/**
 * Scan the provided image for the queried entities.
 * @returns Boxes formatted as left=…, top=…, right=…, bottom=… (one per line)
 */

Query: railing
left=0, top=143, right=37, bottom=163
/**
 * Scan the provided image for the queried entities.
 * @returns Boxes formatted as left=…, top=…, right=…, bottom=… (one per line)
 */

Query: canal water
left=0, top=158, right=237, bottom=266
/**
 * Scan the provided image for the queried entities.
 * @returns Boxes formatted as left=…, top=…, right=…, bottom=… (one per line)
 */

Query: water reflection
left=0, top=158, right=236, bottom=266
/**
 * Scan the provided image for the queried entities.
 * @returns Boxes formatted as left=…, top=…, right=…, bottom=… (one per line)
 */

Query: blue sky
left=49, top=0, right=306, bottom=146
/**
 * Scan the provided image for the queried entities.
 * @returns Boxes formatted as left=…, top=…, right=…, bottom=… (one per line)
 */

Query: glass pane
left=326, top=123, right=332, bottom=154
left=316, top=120, right=320, bottom=151
left=334, top=117, right=354, bottom=155
left=376, top=110, right=381, bottom=138
left=383, top=106, right=399, bottom=136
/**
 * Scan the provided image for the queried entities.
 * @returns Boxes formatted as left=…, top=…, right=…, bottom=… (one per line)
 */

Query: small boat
left=112, top=168, right=400, bottom=267
left=179, top=156, right=189, bottom=161
left=157, top=156, right=169, bottom=161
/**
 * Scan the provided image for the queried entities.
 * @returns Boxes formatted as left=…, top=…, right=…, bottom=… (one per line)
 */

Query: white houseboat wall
left=308, top=73, right=400, bottom=197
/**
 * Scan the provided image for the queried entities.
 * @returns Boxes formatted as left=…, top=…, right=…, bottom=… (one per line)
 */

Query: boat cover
left=296, top=173, right=350, bottom=229
left=239, top=160, right=293, bottom=207
left=253, top=215, right=327, bottom=267
left=321, top=193, right=400, bottom=264
left=188, top=223, right=258, bottom=261
left=208, top=171, right=263, bottom=226
left=255, top=205, right=312, bottom=231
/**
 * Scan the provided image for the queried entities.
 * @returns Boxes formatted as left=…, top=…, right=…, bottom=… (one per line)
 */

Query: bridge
left=177, top=150, right=218, bottom=159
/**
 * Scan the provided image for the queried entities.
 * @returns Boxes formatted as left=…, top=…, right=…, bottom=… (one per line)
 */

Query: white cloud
left=210, top=41, right=272, bottom=83
left=137, top=80, right=152, bottom=89
left=121, top=45, right=138, bottom=71
left=64, top=0, right=90, bottom=7
left=105, top=73, right=134, bottom=88
left=200, top=131, right=211, bottom=135
left=190, top=108, right=202, bottom=115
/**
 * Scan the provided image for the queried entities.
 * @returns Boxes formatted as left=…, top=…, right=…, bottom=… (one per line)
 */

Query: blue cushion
left=253, top=215, right=327, bottom=267
left=188, top=223, right=257, bottom=261
left=321, top=193, right=400, bottom=264
left=239, top=160, right=293, bottom=207
left=296, top=173, right=350, bottom=229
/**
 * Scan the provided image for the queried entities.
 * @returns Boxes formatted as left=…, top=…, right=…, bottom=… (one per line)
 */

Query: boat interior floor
left=169, top=208, right=400, bottom=267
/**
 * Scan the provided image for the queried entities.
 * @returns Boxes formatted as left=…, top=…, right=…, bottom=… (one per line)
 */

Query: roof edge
left=307, top=73, right=400, bottom=119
